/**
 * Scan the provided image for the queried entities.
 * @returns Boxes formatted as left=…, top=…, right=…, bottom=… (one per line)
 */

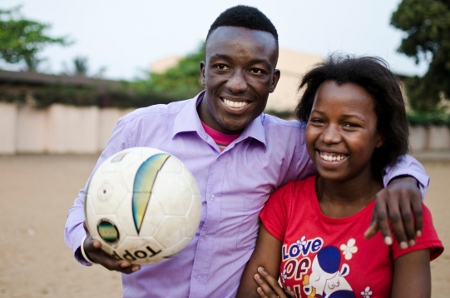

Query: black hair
left=296, top=54, right=409, bottom=179
left=206, top=5, right=278, bottom=46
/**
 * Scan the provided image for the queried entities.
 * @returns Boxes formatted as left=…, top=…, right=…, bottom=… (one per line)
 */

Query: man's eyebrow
left=208, top=53, right=230, bottom=61
left=209, top=54, right=271, bottom=67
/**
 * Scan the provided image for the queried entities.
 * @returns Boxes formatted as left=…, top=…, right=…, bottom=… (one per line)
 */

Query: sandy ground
left=0, top=154, right=449, bottom=298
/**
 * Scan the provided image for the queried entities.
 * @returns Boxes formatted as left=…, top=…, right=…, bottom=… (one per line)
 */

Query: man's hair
left=296, top=54, right=409, bottom=179
left=206, top=5, right=278, bottom=45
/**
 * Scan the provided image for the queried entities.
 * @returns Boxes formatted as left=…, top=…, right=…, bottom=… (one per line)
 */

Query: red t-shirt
left=260, top=176, right=443, bottom=298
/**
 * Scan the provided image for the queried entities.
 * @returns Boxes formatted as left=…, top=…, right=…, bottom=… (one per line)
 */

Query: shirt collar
left=172, top=92, right=205, bottom=138
left=172, top=91, right=267, bottom=146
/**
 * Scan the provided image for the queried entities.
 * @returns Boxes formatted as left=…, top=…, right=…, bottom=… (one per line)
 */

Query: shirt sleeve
left=259, top=183, right=293, bottom=242
left=391, top=203, right=444, bottom=261
left=382, top=155, right=430, bottom=199
left=64, top=115, right=132, bottom=264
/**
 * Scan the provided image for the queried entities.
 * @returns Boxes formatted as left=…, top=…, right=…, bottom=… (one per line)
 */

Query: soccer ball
left=84, top=147, right=202, bottom=265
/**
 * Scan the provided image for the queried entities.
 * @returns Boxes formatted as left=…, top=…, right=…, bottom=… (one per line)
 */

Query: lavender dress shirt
left=64, top=92, right=429, bottom=298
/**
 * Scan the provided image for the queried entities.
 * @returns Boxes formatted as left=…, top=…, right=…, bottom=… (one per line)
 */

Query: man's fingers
left=83, top=233, right=140, bottom=274
left=412, top=200, right=423, bottom=237
left=385, top=195, right=409, bottom=248
left=92, top=239, right=102, bottom=248
left=88, top=248, right=140, bottom=274
left=397, top=196, right=417, bottom=246
left=364, top=213, right=379, bottom=240
left=372, top=197, right=393, bottom=245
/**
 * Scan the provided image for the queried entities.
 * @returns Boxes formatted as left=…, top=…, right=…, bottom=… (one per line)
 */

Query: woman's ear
left=376, top=132, right=385, bottom=148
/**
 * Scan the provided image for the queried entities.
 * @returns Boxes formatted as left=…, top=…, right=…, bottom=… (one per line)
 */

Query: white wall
left=0, top=103, right=448, bottom=154
left=0, top=103, right=17, bottom=154
left=0, top=103, right=132, bottom=154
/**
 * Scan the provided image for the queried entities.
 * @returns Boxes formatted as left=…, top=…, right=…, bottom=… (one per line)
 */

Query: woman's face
left=306, top=80, right=383, bottom=182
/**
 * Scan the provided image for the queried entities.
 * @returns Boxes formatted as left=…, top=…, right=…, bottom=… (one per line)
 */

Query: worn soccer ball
left=84, top=147, right=201, bottom=265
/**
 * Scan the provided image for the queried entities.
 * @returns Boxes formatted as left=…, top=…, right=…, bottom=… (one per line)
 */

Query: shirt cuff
left=383, top=155, right=430, bottom=200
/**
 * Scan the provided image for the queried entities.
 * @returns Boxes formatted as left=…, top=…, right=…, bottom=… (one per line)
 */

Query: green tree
left=133, top=42, right=205, bottom=101
left=391, top=0, right=450, bottom=112
left=73, top=56, right=89, bottom=76
left=0, top=5, right=69, bottom=71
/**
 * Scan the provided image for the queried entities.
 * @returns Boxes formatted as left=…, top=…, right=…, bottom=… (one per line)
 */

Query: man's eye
left=215, top=64, right=228, bottom=70
left=250, top=68, right=264, bottom=74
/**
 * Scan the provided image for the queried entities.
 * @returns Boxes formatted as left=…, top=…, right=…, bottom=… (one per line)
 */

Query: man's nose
left=226, top=71, right=247, bottom=93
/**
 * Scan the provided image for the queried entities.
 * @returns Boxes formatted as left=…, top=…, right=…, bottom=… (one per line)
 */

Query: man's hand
left=82, top=222, right=140, bottom=274
left=364, top=176, right=423, bottom=249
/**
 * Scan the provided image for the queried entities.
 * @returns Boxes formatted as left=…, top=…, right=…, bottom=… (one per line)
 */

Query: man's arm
left=365, top=155, right=429, bottom=248
left=64, top=116, right=141, bottom=273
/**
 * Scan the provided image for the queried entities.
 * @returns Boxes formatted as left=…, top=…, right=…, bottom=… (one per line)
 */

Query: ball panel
left=89, top=214, right=126, bottom=250
left=112, top=236, right=166, bottom=265
left=132, top=153, right=170, bottom=233
left=154, top=216, right=190, bottom=248
left=136, top=193, right=166, bottom=237
left=87, top=172, right=128, bottom=214
left=97, top=219, right=120, bottom=243
left=151, top=172, right=194, bottom=216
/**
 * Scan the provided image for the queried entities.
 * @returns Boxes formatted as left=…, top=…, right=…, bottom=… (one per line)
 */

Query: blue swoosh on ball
left=132, top=153, right=170, bottom=234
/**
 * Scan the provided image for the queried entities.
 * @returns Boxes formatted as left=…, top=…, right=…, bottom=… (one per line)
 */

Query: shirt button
left=197, top=276, right=201, bottom=281
left=210, top=195, right=215, bottom=201
left=203, top=235, right=208, bottom=240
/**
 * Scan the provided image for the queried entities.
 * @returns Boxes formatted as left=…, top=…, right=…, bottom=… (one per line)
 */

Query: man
left=65, top=5, right=429, bottom=298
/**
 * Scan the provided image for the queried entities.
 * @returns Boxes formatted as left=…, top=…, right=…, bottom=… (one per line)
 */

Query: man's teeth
left=319, top=152, right=348, bottom=162
left=223, top=99, right=248, bottom=108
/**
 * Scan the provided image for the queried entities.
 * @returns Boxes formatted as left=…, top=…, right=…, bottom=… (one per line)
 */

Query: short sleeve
left=392, top=203, right=444, bottom=261
left=259, top=182, right=294, bottom=242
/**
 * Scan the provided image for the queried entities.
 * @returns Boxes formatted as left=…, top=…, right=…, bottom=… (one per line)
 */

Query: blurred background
left=0, top=0, right=449, bottom=297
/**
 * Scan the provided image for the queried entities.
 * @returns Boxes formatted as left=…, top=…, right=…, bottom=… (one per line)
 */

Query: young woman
left=237, top=56, right=443, bottom=298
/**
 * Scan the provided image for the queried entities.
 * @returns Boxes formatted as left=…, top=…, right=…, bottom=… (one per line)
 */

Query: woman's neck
left=316, top=175, right=383, bottom=218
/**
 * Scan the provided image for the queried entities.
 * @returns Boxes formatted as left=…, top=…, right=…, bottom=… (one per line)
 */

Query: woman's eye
left=310, top=118, right=323, bottom=123
left=343, top=123, right=359, bottom=128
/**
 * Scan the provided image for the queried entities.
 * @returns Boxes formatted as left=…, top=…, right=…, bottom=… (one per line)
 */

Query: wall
left=0, top=103, right=134, bottom=154
left=0, top=103, right=449, bottom=154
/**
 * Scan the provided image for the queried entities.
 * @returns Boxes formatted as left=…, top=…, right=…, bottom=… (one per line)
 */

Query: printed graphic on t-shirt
left=280, top=236, right=374, bottom=298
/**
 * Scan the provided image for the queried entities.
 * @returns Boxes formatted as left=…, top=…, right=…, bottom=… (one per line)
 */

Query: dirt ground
left=0, top=154, right=449, bottom=298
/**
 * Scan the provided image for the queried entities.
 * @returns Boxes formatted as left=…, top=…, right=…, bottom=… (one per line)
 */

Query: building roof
left=0, top=69, right=122, bottom=89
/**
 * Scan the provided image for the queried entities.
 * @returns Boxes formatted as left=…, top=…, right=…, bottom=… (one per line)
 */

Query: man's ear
left=270, top=69, right=280, bottom=93
left=200, top=61, right=206, bottom=86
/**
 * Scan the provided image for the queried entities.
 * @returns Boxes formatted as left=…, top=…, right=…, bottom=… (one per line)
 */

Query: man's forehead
left=206, top=26, right=278, bottom=52
left=206, top=26, right=277, bottom=46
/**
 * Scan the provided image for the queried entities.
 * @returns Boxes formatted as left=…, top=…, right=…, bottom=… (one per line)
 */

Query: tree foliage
left=0, top=5, right=69, bottom=71
left=391, top=0, right=450, bottom=112
left=73, top=56, right=89, bottom=76
left=133, top=42, right=205, bottom=101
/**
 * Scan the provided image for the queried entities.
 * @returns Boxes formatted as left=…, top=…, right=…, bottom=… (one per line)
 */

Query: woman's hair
left=296, top=54, right=409, bottom=179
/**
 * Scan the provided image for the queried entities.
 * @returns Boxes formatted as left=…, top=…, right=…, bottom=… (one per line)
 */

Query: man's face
left=198, top=26, right=280, bottom=134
